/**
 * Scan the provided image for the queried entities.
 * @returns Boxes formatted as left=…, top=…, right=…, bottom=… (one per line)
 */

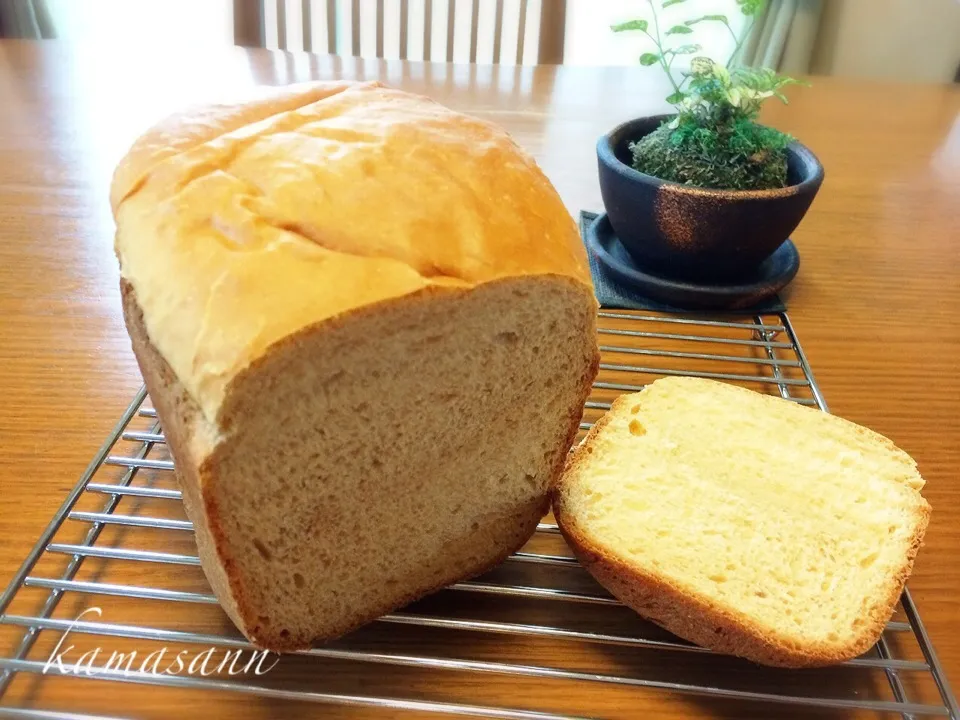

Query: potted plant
left=596, top=0, right=823, bottom=282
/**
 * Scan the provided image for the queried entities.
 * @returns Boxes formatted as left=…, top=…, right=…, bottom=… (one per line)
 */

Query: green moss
left=630, top=116, right=790, bottom=191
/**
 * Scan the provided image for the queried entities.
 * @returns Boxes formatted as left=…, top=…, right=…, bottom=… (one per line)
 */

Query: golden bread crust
left=112, top=81, right=593, bottom=425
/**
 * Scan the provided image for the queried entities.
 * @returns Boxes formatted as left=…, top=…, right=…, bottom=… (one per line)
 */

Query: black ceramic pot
left=597, top=114, right=824, bottom=282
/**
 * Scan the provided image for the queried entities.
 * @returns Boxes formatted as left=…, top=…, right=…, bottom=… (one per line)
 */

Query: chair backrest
left=234, top=0, right=566, bottom=64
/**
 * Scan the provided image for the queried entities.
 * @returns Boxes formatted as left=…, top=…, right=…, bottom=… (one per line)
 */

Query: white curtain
left=740, top=0, right=822, bottom=72
left=0, top=0, right=55, bottom=38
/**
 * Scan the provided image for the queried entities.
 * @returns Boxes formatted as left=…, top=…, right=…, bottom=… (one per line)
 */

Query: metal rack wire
left=0, top=310, right=956, bottom=719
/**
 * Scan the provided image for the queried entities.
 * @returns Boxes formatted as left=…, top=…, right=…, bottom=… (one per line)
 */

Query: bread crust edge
left=121, top=278, right=250, bottom=637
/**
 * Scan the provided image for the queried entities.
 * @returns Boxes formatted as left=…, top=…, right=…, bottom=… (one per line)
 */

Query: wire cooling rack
left=0, top=310, right=956, bottom=719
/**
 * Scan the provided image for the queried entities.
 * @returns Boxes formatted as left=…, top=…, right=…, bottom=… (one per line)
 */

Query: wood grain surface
left=0, top=40, right=958, bottom=719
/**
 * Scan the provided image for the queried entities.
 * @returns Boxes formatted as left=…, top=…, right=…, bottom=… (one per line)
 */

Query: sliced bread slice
left=554, top=377, right=930, bottom=667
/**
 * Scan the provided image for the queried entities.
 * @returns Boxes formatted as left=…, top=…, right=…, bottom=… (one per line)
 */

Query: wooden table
left=0, top=39, right=958, bottom=718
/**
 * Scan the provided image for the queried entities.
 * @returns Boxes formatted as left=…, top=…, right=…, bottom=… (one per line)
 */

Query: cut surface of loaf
left=113, top=82, right=599, bottom=650
left=554, top=377, right=929, bottom=667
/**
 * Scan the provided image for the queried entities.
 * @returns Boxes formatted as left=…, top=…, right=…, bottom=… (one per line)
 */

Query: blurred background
left=0, top=0, right=958, bottom=82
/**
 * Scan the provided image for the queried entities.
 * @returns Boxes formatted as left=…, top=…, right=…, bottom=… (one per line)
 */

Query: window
left=564, top=0, right=746, bottom=69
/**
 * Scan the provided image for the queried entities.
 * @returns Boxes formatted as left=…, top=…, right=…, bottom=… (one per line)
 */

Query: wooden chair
left=234, top=0, right=566, bottom=64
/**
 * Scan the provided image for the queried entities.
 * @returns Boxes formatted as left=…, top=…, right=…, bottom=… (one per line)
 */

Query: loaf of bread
left=554, top=377, right=929, bottom=667
left=111, top=81, right=599, bottom=651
